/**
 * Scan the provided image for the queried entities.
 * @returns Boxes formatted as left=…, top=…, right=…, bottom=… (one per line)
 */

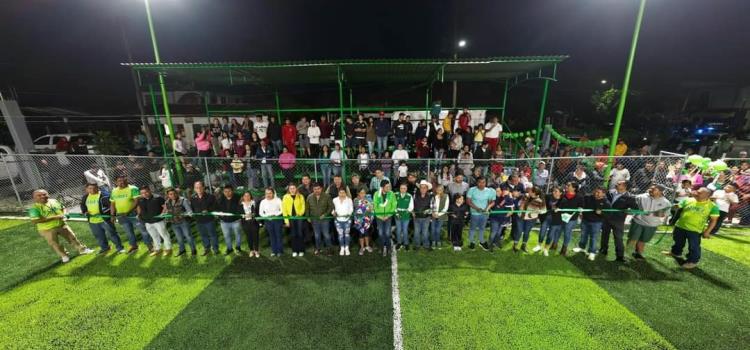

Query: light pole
left=451, top=39, right=467, bottom=108
left=143, top=0, right=182, bottom=183
left=604, top=0, right=647, bottom=186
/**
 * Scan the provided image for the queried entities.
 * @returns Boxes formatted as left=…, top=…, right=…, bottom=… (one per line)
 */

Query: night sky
left=2, top=0, right=749, bottom=116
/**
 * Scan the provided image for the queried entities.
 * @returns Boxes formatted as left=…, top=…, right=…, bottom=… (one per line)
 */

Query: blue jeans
left=431, top=219, right=444, bottom=245
left=395, top=219, right=410, bottom=245
left=545, top=225, right=563, bottom=245
left=413, top=218, right=431, bottom=248
left=671, top=227, right=702, bottom=263
left=562, top=219, right=578, bottom=247
left=172, top=221, right=196, bottom=252
left=367, top=141, right=375, bottom=155
left=271, top=140, right=282, bottom=155
left=266, top=220, right=284, bottom=254
left=377, top=136, right=388, bottom=154
left=332, top=166, right=342, bottom=177
left=512, top=217, right=536, bottom=244
left=335, top=220, right=351, bottom=246
left=312, top=219, right=332, bottom=249
left=578, top=221, right=603, bottom=254
left=394, top=136, right=406, bottom=148
left=260, top=164, right=275, bottom=188
left=489, top=220, right=507, bottom=244
left=89, top=221, right=124, bottom=251
left=246, top=167, right=258, bottom=189
left=539, top=216, right=552, bottom=245
left=468, top=214, right=488, bottom=244
left=220, top=220, right=242, bottom=251
left=319, top=164, right=331, bottom=188
left=376, top=218, right=392, bottom=248
left=196, top=221, right=219, bottom=253
left=117, top=215, right=151, bottom=247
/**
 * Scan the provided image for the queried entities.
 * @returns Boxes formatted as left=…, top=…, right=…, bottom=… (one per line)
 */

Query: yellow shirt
left=85, top=193, right=104, bottom=224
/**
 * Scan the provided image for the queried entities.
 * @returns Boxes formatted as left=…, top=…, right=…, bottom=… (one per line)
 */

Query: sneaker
left=359, top=249, right=365, bottom=256
left=405, top=245, right=410, bottom=251
left=192, top=250, right=198, bottom=256
left=532, top=245, right=543, bottom=253
left=97, top=249, right=111, bottom=256
left=255, top=252, right=261, bottom=258
left=202, top=250, right=211, bottom=256
left=127, top=246, right=138, bottom=254
left=489, top=244, right=495, bottom=253
left=117, top=248, right=127, bottom=254
left=560, top=245, right=568, bottom=256
left=382, top=247, right=388, bottom=257
left=81, top=248, right=94, bottom=255
left=543, top=249, right=549, bottom=257
left=599, top=249, right=608, bottom=256
left=299, top=252, right=304, bottom=257
left=615, top=257, right=626, bottom=263
left=512, top=245, right=519, bottom=253
left=225, top=249, right=234, bottom=256
left=235, top=249, right=243, bottom=255
left=339, top=247, right=345, bottom=256
left=176, top=250, right=186, bottom=257
left=631, top=252, right=646, bottom=260
left=366, top=246, right=373, bottom=253
left=453, top=246, right=459, bottom=252
left=520, top=244, right=528, bottom=253
left=163, top=249, right=172, bottom=257
left=480, top=242, right=489, bottom=251
left=314, top=249, right=320, bottom=256
left=149, top=250, right=160, bottom=257
left=345, top=247, right=350, bottom=256
left=270, top=253, right=277, bottom=257
left=588, top=253, right=596, bottom=261
left=681, top=262, right=698, bottom=269
left=469, top=243, right=476, bottom=250
left=396, top=244, right=402, bottom=251
left=292, top=252, right=298, bottom=257
left=457, top=247, right=462, bottom=251
left=572, top=247, right=584, bottom=254
left=660, top=250, right=678, bottom=257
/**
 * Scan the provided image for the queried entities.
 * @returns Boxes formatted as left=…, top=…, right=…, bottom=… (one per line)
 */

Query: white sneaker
left=292, top=252, right=298, bottom=257
left=543, top=249, right=549, bottom=257
left=366, top=246, right=373, bottom=253
left=61, top=256, right=71, bottom=263
left=588, top=253, right=596, bottom=261
left=117, top=249, right=127, bottom=254
left=572, top=247, right=584, bottom=253
left=457, top=247, right=462, bottom=251
left=81, top=248, right=94, bottom=255
left=453, top=246, right=458, bottom=252
left=339, top=247, right=345, bottom=256
left=345, top=247, right=351, bottom=256
left=299, top=252, right=304, bottom=257
left=532, top=245, right=543, bottom=253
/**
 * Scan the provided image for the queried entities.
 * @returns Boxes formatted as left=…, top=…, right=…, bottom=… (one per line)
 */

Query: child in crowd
left=710, top=184, right=738, bottom=234
left=397, top=161, right=409, bottom=184
left=449, top=194, right=469, bottom=251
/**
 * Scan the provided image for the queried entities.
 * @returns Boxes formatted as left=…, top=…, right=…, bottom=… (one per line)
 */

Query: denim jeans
left=265, top=220, right=284, bottom=254
left=377, top=136, right=388, bottom=154
left=335, top=220, right=352, bottom=246
left=413, top=218, right=431, bottom=248
left=578, top=221, right=603, bottom=254
left=271, top=140, right=283, bottom=155
left=89, top=221, right=124, bottom=251
left=431, top=219, right=444, bottom=245
left=319, top=164, right=331, bottom=188
left=117, top=215, right=151, bottom=247
left=367, top=141, right=375, bottom=155
left=395, top=219, right=410, bottom=246
left=468, top=214, right=488, bottom=244
left=539, top=216, right=552, bottom=245
left=512, top=217, right=536, bottom=244
left=331, top=166, right=342, bottom=177
left=311, top=219, right=332, bottom=249
left=376, top=218, right=392, bottom=248
left=394, top=136, right=406, bottom=148
left=562, top=219, right=579, bottom=247
left=671, top=227, right=702, bottom=263
left=220, top=220, right=242, bottom=251
left=260, top=164, right=275, bottom=188
left=196, top=221, right=219, bottom=253
left=489, top=220, right=507, bottom=244
left=172, top=221, right=196, bottom=252
left=545, top=225, right=563, bottom=245
left=246, top=167, right=258, bottom=189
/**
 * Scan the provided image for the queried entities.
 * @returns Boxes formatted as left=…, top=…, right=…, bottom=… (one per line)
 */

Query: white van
left=33, top=133, right=96, bottom=153
left=0, top=145, right=19, bottom=181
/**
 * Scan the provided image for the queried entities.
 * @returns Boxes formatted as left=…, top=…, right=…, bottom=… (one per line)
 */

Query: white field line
left=391, top=251, right=404, bottom=350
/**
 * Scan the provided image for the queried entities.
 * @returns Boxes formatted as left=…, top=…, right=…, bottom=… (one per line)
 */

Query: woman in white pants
left=332, top=188, right=354, bottom=256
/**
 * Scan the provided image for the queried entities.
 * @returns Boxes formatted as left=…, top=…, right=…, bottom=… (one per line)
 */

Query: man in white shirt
left=628, top=184, right=671, bottom=259
left=254, top=115, right=269, bottom=140
left=392, top=144, right=409, bottom=163
left=609, top=162, right=631, bottom=189
left=710, top=184, right=739, bottom=234
left=483, top=116, right=503, bottom=153
left=84, top=163, right=111, bottom=193
left=532, top=161, right=549, bottom=188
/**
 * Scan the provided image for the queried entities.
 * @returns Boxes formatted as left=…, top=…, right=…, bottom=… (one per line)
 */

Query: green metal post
left=148, top=85, right=168, bottom=157
left=604, top=0, right=647, bottom=186
left=144, top=0, right=182, bottom=183
left=349, top=89, right=354, bottom=116
left=534, top=80, right=550, bottom=157
left=204, top=91, right=210, bottom=119
left=500, top=80, right=509, bottom=125
left=425, top=88, right=430, bottom=121
left=274, top=90, right=281, bottom=124
left=337, top=66, right=346, bottom=180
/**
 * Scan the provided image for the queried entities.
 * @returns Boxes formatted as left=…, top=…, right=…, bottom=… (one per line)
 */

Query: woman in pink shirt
left=279, top=146, right=296, bottom=186
left=194, top=128, right=212, bottom=157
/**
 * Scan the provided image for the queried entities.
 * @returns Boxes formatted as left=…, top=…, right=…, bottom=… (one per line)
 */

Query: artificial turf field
left=0, top=219, right=748, bottom=349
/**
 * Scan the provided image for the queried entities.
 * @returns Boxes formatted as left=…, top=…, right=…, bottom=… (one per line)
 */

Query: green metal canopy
left=122, top=56, right=567, bottom=87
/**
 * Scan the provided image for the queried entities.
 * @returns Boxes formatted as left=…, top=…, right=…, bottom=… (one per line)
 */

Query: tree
left=590, top=88, right=641, bottom=116
left=92, top=130, right=125, bottom=155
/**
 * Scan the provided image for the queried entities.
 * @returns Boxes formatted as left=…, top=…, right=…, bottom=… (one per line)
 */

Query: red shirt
left=458, top=113, right=471, bottom=131
left=281, top=124, right=297, bottom=144
left=319, top=121, right=332, bottom=138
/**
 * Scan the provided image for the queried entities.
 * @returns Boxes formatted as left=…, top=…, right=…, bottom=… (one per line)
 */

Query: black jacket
left=267, top=122, right=281, bottom=139
left=137, top=195, right=165, bottom=224
left=80, top=192, right=113, bottom=223
left=582, top=195, right=611, bottom=222
left=605, top=190, right=638, bottom=223
left=216, top=194, right=242, bottom=223
left=191, top=193, right=216, bottom=224
left=413, top=192, right=433, bottom=218
left=558, top=193, right=585, bottom=221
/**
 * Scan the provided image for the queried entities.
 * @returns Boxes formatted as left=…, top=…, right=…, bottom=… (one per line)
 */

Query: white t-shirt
left=307, top=126, right=321, bottom=145
left=221, top=138, right=232, bottom=150
left=392, top=149, right=409, bottom=162
left=259, top=197, right=282, bottom=217
left=712, top=190, right=739, bottom=213
left=484, top=123, right=502, bottom=138
left=255, top=120, right=269, bottom=139
left=398, top=164, right=408, bottom=178
left=332, top=196, right=354, bottom=222
left=173, top=139, right=185, bottom=154
left=610, top=168, right=631, bottom=184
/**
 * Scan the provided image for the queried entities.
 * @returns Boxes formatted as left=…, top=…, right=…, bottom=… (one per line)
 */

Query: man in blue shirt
left=466, top=177, right=496, bottom=250
left=374, top=112, right=391, bottom=155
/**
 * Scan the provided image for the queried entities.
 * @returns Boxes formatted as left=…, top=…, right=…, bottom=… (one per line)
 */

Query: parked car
left=32, top=133, right=96, bottom=153
left=0, top=145, right=19, bottom=182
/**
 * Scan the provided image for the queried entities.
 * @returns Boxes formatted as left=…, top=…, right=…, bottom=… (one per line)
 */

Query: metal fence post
left=546, top=157, right=555, bottom=194
left=313, top=159, right=319, bottom=183
left=426, top=159, right=431, bottom=180
left=1, top=153, right=23, bottom=209
left=203, top=157, right=212, bottom=192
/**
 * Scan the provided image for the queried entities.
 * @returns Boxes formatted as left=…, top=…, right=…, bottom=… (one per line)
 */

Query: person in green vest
left=662, top=187, right=720, bottom=269
left=80, top=183, right=125, bottom=255
left=373, top=181, right=397, bottom=256
left=110, top=176, right=152, bottom=253
left=394, top=183, right=414, bottom=251
left=28, top=189, right=93, bottom=263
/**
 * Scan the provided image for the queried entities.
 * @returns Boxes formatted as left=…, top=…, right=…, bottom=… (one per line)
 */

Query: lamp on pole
left=451, top=39, right=467, bottom=108
left=604, top=0, right=647, bottom=186
left=143, top=0, right=182, bottom=183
